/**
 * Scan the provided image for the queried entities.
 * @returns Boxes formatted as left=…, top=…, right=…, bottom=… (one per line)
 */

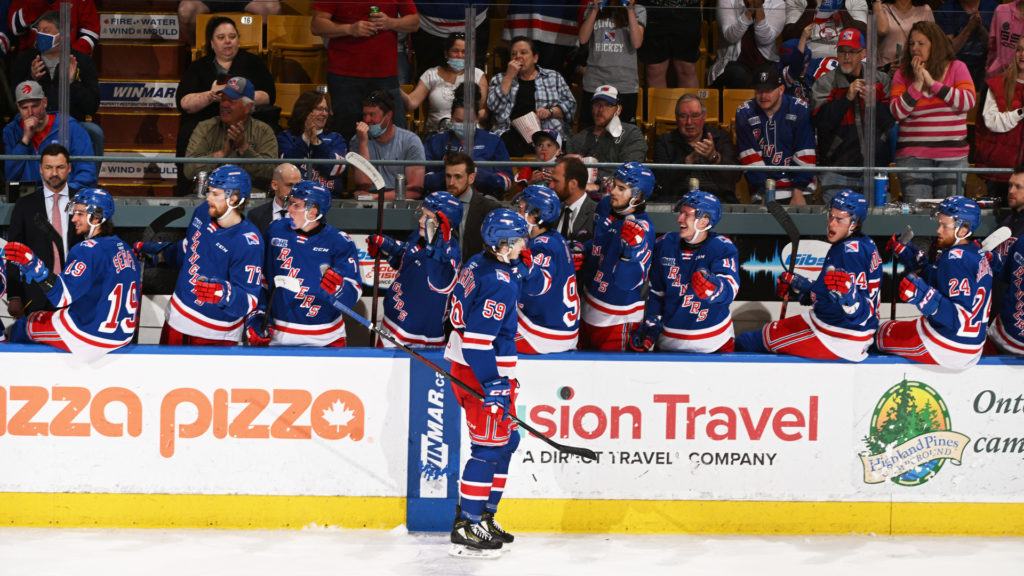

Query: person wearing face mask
left=402, top=32, right=490, bottom=134
left=9, top=0, right=99, bottom=55
left=629, top=191, right=739, bottom=353
left=277, top=90, right=348, bottom=197
left=11, top=10, right=101, bottom=156
left=134, top=165, right=264, bottom=347
left=351, top=89, right=426, bottom=199
left=247, top=180, right=360, bottom=347
left=735, top=190, right=883, bottom=362
left=423, top=89, right=512, bottom=198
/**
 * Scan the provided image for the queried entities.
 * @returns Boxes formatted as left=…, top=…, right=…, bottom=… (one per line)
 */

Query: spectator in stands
left=312, top=0, right=419, bottom=141
left=985, top=166, right=1024, bottom=327
left=986, top=1, right=1024, bottom=82
left=890, top=21, right=976, bottom=202
left=937, top=0, right=997, bottom=90
left=423, top=90, right=512, bottom=198
left=9, top=0, right=99, bottom=54
left=178, top=1, right=281, bottom=46
left=811, top=28, right=894, bottom=203
left=11, top=10, right=101, bottom=157
left=412, top=1, right=488, bottom=76
left=176, top=16, right=275, bottom=196
left=444, top=151, right=503, bottom=261
left=3, top=143, right=84, bottom=320
left=277, top=90, right=348, bottom=198
left=248, top=163, right=302, bottom=236
left=564, top=86, right=647, bottom=182
left=501, top=1, right=580, bottom=74
left=653, top=93, right=739, bottom=204
left=487, top=35, right=576, bottom=157
left=401, top=33, right=489, bottom=134
left=637, top=0, right=701, bottom=89
left=515, top=129, right=563, bottom=190
left=877, top=0, right=935, bottom=70
left=0, top=0, right=16, bottom=118
left=549, top=155, right=597, bottom=241
left=578, top=0, right=646, bottom=127
left=736, top=65, right=816, bottom=205
left=184, top=76, right=278, bottom=193
left=350, top=89, right=425, bottom=198
left=778, top=32, right=838, bottom=101
left=4, top=80, right=95, bottom=188
left=710, top=0, right=786, bottom=89
left=782, top=0, right=871, bottom=59
left=975, top=35, right=1024, bottom=202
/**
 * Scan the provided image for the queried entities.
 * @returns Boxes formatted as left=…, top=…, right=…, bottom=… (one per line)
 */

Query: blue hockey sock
left=486, top=433, right=520, bottom=513
left=458, top=457, right=496, bottom=523
left=735, top=329, right=768, bottom=353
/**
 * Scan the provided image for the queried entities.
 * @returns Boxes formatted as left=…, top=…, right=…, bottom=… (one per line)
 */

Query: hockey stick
left=345, top=151, right=386, bottom=346
left=313, top=267, right=599, bottom=461
left=890, top=225, right=913, bottom=321
left=980, top=226, right=1012, bottom=252
left=766, top=201, right=800, bottom=319
left=133, top=207, right=186, bottom=343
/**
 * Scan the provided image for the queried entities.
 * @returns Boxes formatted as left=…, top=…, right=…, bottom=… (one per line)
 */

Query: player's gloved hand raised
left=570, top=241, right=585, bottom=272
left=366, top=234, right=399, bottom=259
left=3, top=241, right=50, bottom=283
left=482, top=376, right=512, bottom=422
left=619, top=218, right=645, bottom=261
left=985, top=249, right=1005, bottom=278
left=899, top=273, right=939, bottom=316
left=192, top=276, right=231, bottom=307
left=691, top=268, right=723, bottom=301
left=435, top=211, right=452, bottom=243
left=776, top=271, right=811, bottom=301
left=823, top=267, right=857, bottom=308
left=245, top=311, right=272, bottom=346
left=887, top=233, right=928, bottom=271
left=628, top=316, right=662, bottom=352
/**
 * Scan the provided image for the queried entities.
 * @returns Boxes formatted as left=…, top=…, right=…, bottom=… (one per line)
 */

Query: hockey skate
left=449, top=517, right=503, bottom=559
left=481, top=511, right=514, bottom=547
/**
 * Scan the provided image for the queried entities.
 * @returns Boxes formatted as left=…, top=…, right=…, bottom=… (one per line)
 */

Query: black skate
left=449, top=517, right=503, bottom=559
left=481, top=511, right=515, bottom=546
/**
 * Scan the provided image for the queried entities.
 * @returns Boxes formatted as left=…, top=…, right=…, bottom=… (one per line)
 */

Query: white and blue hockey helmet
left=934, top=195, right=981, bottom=235
left=674, top=190, right=722, bottom=228
left=422, top=191, right=464, bottom=227
left=614, top=161, right=655, bottom=203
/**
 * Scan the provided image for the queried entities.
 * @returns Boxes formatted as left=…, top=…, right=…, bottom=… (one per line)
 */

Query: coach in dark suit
left=5, top=144, right=84, bottom=318
left=551, top=156, right=597, bottom=241
left=444, top=152, right=503, bottom=262
left=248, top=163, right=301, bottom=236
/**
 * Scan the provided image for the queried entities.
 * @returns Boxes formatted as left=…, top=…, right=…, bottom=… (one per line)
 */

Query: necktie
left=277, top=209, right=287, bottom=220
left=560, top=208, right=572, bottom=237
left=51, top=193, right=63, bottom=270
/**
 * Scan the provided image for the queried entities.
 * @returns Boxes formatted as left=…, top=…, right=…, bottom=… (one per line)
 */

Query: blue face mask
left=36, top=31, right=57, bottom=53
left=451, top=123, right=465, bottom=139
left=447, top=58, right=465, bottom=72
left=368, top=118, right=388, bottom=138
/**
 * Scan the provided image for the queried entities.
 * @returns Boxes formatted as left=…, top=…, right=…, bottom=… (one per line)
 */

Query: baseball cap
left=532, top=128, right=562, bottom=149
left=752, top=65, right=783, bottom=91
left=220, top=76, right=255, bottom=100
left=837, top=28, right=865, bottom=51
left=593, top=85, right=619, bottom=105
left=15, top=80, right=44, bottom=103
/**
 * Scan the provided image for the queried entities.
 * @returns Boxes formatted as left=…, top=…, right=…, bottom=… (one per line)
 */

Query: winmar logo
left=859, top=380, right=970, bottom=486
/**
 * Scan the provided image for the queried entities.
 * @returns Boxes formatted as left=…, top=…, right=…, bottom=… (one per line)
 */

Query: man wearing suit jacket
left=550, top=155, right=596, bottom=242
left=445, top=151, right=502, bottom=262
left=4, top=143, right=85, bottom=318
left=248, top=163, right=302, bottom=236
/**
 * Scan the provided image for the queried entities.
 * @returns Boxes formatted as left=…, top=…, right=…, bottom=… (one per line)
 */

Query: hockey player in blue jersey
left=877, top=196, right=993, bottom=369
left=248, top=180, right=360, bottom=347
left=5, top=188, right=140, bottom=361
left=444, top=208, right=529, bottom=557
left=0, top=259, right=5, bottom=342
left=987, top=233, right=1024, bottom=356
left=630, top=191, right=740, bottom=353
left=136, top=164, right=264, bottom=346
left=736, top=190, right=883, bottom=362
left=512, top=184, right=580, bottom=353
left=365, top=190, right=462, bottom=348
left=579, top=161, right=655, bottom=351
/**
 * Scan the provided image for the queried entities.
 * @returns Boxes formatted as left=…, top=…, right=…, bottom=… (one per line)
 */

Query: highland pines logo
left=859, top=380, right=970, bottom=486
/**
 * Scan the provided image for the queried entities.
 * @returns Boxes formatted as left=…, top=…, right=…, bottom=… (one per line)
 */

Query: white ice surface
left=2, top=526, right=1023, bottom=576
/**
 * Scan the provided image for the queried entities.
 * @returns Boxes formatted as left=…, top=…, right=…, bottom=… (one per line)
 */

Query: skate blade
left=448, top=543, right=502, bottom=559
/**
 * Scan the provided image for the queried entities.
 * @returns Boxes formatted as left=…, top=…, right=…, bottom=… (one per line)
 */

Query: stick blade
left=558, top=445, right=599, bottom=461
left=144, top=206, right=186, bottom=241
left=981, top=226, right=1012, bottom=252
left=345, top=151, right=386, bottom=191
left=899, top=224, right=914, bottom=244
left=273, top=275, right=303, bottom=293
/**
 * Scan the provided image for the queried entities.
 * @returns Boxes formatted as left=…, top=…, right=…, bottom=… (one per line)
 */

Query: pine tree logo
left=859, top=379, right=970, bottom=487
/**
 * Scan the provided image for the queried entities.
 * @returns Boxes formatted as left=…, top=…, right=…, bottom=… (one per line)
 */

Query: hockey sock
left=459, top=457, right=497, bottom=523
left=486, top=434, right=520, bottom=513
left=735, top=329, right=768, bottom=353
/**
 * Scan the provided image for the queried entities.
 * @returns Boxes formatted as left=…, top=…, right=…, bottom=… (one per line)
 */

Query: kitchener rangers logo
left=227, top=77, right=243, bottom=92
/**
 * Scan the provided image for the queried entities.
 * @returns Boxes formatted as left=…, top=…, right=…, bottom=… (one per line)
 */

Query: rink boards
left=1, top=344, right=1023, bottom=536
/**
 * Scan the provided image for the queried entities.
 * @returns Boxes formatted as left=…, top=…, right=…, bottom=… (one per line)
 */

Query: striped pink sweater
left=890, top=60, right=976, bottom=160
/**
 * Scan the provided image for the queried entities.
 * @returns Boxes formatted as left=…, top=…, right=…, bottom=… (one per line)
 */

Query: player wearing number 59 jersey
left=4, top=188, right=140, bottom=361
left=512, top=185, right=580, bottom=354
left=877, top=196, right=992, bottom=370
left=632, top=191, right=739, bottom=353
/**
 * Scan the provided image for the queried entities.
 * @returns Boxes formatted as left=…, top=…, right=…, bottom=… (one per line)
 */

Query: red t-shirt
left=313, top=0, right=418, bottom=78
